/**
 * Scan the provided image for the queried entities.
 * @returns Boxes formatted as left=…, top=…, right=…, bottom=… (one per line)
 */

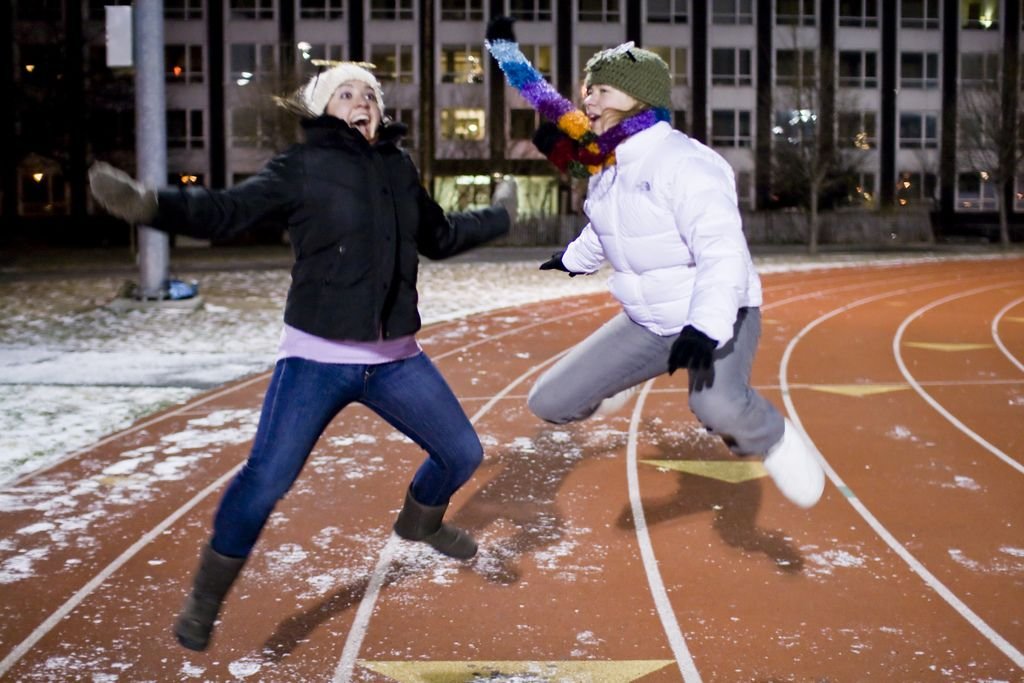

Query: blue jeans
left=211, top=353, right=483, bottom=558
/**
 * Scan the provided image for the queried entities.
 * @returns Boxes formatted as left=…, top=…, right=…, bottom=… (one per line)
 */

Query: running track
left=0, top=256, right=1022, bottom=681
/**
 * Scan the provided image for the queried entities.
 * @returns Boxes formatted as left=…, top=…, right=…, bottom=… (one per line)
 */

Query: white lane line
left=332, top=303, right=626, bottom=681
left=612, top=271, right=937, bottom=681
left=992, top=295, right=1024, bottom=373
left=332, top=350, right=570, bottom=682
left=778, top=280, right=1024, bottom=670
left=893, top=283, right=1024, bottom=476
left=626, top=381, right=703, bottom=683
left=0, top=462, right=244, bottom=677
left=0, top=303, right=608, bottom=677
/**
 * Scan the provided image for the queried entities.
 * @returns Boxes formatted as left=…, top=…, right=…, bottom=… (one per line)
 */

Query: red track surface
left=1, top=257, right=1022, bottom=682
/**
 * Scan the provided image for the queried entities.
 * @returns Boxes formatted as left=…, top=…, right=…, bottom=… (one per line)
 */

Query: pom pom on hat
left=301, top=62, right=385, bottom=116
left=584, top=42, right=672, bottom=110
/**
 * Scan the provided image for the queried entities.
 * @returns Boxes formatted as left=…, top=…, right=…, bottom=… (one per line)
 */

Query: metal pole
left=134, top=0, right=169, bottom=299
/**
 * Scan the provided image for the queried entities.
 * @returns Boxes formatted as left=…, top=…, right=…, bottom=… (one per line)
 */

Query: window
left=899, top=112, right=938, bottom=148
left=18, top=44, right=63, bottom=86
left=776, top=0, right=815, bottom=26
left=580, top=45, right=610, bottom=77
left=650, top=46, right=688, bottom=86
left=838, top=111, right=876, bottom=149
left=712, top=0, right=753, bottom=24
left=231, top=109, right=273, bottom=148
left=711, top=48, right=753, bottom=86
left=901, top=0, right=939, bottom=28
left=393, top=108, right=416, bottom=148
left=962, top=0, right=999, bottom=29
left=370, top=0, right=414, bottom=20
left=521, top=44, right=553, bottom=81
left=169, top=172, right=204, bottom=186
left=845, top=172, right=876, bottom=207
left=957, top=171, right=998, bottom=209
left=299, top=45, right=345, bottom=76
left=838, top=0, right=877, bottom=27
left=435, top=175, right=494, bottom=212
left=168, top=109, right=205, bottom=149
left=165, top=0, right=203, bottom=19
left=648, top=0, right=688, bottom=23
left=230, top=44, right=276, bottom=82
left=370, top=44, right=414, bottom=83
left=441, top=108, right=486, bottom=140
left=509, top=0, right=553, bottom=21
left=776, top=49, right=815, bottom=87
left=579, top=0, right=620, bottom=22
left=711, top=109, right=752, bottom=147
left=441, top=0, right=483, bottom=20
left=773, top=109, right=816, bottom=144
left=300, top=0, right=344, bottom=19
left=510, top=109, right=538, bottom=140
left=960, top=52, right=999, bottom=87
left=896, top=171, right=937, bottom=207
left=440, top=45, right=484, bottom=83
left=230, top=0, right=274, bottom=20
left=900, top=52, right=939, bottom=89
left=165, top=45, right=204, bottom=84
left=838, top=50, right=878, bottom=88
left=20, top=170, right=66, bottom=216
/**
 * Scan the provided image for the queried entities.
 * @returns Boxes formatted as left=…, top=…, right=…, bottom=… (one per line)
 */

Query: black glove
left=532, top=121, right=564, bottom=156
left=668, top=325, right=718, bottom=389
left=486, top=15, right=516, bottom=42
left=539, top=250, right=578, bottom=277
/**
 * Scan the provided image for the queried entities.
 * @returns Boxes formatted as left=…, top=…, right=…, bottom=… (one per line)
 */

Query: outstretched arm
left=416, top=178, right=514, bottom=260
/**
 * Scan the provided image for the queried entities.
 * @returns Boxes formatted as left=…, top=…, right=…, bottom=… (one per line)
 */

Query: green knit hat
left=584, top=42, right=672, bottom=110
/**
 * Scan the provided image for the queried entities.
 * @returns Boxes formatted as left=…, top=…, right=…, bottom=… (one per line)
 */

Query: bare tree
left=769, top=35, right=868, bottom=254
left=958, top=71, right=1023, bottom=250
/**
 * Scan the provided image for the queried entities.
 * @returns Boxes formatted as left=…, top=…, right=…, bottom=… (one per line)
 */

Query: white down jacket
left=561, top=121, right=762, bottom=346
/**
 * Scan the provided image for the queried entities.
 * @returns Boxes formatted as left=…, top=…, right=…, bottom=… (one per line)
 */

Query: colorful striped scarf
left=486, top=38, right=670, bottom=177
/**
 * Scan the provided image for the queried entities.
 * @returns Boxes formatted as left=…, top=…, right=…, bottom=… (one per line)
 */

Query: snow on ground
left=0, top=246, right=1012, bottom=487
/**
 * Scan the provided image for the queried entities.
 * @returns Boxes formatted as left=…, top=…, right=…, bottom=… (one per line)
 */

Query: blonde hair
left=598, top=101, right=649, bottom=132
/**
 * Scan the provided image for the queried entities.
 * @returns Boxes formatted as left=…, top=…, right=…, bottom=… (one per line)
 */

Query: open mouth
left=350, top=114, right=373, bottom=137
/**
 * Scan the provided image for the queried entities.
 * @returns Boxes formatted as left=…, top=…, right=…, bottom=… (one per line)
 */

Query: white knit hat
left=301, top=62, right=385, bottom=116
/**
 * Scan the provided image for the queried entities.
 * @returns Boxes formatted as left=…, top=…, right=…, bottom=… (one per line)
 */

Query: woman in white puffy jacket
left=524, top=43, right=825, bottom=509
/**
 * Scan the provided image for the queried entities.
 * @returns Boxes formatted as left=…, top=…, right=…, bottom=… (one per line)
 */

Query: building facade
left=2, top=0, right=1020, bottom=243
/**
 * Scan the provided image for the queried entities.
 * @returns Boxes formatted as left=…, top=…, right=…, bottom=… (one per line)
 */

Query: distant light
left=237, top=78, right=250, bottom=86
left=173, top=65, right=183, bottom=77
left=297, top=41, right=312, bottom=51
left=980, top=14, right=993, bottom=28
left=32, top=172, right=44, bottom=182
left=180, top=174, right=198, bottom=184
left=979, top=170, right=990, bottom=181
left=241, top=71, right=253, bottom=78
left=25, top=64, right=36, bottom=73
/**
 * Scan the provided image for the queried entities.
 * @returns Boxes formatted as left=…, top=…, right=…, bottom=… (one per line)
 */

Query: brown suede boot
left=393, top=488, right=477, bottom=559
left=173, top=543, right=246, bottom=651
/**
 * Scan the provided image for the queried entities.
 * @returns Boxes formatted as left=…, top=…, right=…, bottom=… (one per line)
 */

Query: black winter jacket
left=154, top=116, right=510, bottom=341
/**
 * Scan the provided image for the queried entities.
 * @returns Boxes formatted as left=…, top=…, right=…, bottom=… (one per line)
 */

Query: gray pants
left=527, top=308, right=784, bottom=456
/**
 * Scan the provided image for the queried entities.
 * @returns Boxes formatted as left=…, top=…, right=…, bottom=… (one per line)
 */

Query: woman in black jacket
left=89, top=62, right=516, bottom=652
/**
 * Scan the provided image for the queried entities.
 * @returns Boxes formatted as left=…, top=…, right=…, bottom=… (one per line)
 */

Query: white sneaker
left=763, top=419, right=825, bottom=509
left=592, top=385, right=638, bottom=417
